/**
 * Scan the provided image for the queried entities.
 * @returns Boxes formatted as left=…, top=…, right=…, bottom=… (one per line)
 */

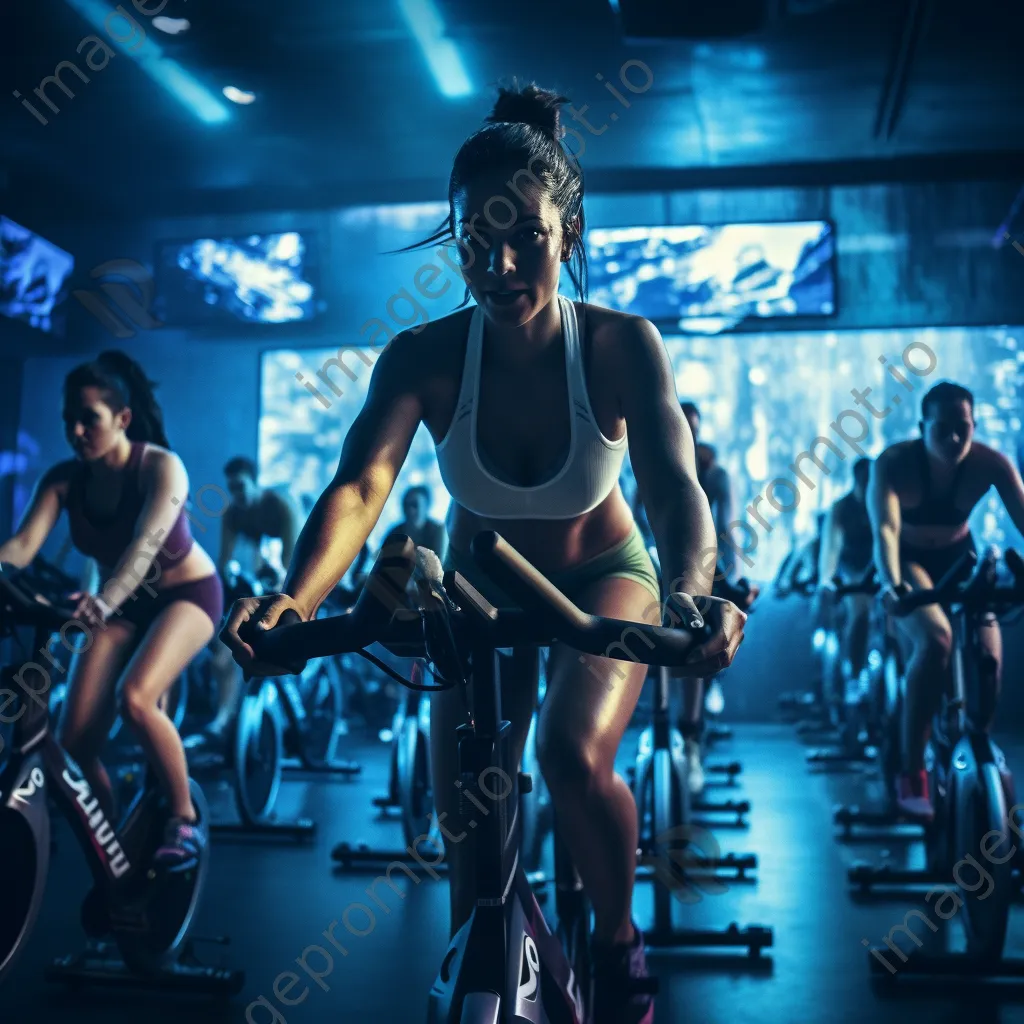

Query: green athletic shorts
left=444, top=525, right=662, bottom=610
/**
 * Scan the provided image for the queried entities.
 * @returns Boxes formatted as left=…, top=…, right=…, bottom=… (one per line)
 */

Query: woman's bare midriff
left=100, top=543, right=217, bottom=593
left=447, top=486, right=637, bottom=571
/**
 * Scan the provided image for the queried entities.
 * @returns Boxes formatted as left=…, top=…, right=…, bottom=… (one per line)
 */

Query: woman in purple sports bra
left=0, top=350, right=223, bottom=869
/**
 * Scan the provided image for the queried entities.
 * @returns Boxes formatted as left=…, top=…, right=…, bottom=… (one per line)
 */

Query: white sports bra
left=435, top=295, right=627, bottom=520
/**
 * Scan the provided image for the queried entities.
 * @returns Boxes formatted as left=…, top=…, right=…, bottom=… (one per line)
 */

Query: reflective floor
left=6, top=725, right=1024, bottom=1024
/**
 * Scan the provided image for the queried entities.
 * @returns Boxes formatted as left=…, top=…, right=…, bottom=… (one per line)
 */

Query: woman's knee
left=119, top=684, right=157, bottom=727
left=536, top=722, right=611, bottom=795
left=912, top=619, right=953, bottom=668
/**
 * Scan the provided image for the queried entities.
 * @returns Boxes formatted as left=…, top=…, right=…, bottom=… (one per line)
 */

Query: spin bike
left=628, top=573, right=769, bottom=956
left=332, top=656, right=444, bottom=868
left=804, top=568, right=881, bottom=768
left=187, top=571, right=358, bottom=840
left=250, top=533, right=723, bottom=1022
left=334, top=648, right=552, bottom=877
left=849, top=549, right=1024, bottom=973
left=774, top=566, right=827, bottom=726
left=0, top=570, right=243, bottom=995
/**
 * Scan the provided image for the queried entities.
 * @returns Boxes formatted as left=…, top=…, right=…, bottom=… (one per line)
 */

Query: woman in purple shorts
left=0, top=351, right=222, bottom=870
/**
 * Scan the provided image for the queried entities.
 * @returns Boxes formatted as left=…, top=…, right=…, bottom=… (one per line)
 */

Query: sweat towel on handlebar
left=443, top=525, right=661, bottom=612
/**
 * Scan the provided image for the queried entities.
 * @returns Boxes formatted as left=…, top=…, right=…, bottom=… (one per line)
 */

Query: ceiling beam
left=873, top=0, right=933, bottom=142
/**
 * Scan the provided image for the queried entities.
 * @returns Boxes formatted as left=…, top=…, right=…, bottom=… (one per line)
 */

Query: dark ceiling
left=2, top=0, right=1023, bottom=221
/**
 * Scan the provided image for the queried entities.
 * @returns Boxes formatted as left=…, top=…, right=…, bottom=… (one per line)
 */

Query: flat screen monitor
left=0, top=216, right=74, bottom=333
left=154, top=231, right=320, bottom=326
left=586, top=221, right=835, bottom=323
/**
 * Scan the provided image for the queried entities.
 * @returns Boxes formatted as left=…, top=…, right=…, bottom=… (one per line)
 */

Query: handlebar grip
left=248, top=537, right=419, bottom=666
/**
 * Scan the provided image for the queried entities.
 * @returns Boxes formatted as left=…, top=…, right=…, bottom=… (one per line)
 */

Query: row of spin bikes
left=777, top=543, right=1024, bottom=976
left=1, top=536, right=773, bottom=1020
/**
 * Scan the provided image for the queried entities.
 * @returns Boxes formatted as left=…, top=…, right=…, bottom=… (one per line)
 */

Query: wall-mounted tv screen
left=586, top=221, right=835, bottom=323
left=154, top=231, right=320, bottom=326
left=0, top=216, right=74, bottom=333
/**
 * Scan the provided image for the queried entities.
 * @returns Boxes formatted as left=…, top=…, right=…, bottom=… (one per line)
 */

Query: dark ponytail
left=63, top=350, right=171, bottom=449
left=396, top=81, right=588, bottom=302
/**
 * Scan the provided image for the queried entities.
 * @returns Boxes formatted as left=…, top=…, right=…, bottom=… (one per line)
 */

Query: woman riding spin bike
left=222, top=84, right=746, bottom=1024
left=0, top=350, right=223, bottom=869
left=869, top=380, right=1024, bottom=821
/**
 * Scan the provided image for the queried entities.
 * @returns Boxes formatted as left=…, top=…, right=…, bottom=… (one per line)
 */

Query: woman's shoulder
left=377, top=307, right=476, bottom=378
left=573, top=302, right=667, bottom=382
left=574, top=302, right=660, bottom=349
left=135, top=443, right=185, bottom=483
left=39, top=459, right=78, bottom=494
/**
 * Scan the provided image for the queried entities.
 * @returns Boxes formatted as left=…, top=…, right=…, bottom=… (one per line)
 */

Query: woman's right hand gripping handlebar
left=220, top=592, right=309, bottom=678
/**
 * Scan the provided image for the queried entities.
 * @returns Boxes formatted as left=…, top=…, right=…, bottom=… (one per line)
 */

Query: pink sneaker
left=895, top=771, right=934, bottom=823
left=592, top=924, right=656, bottom=1024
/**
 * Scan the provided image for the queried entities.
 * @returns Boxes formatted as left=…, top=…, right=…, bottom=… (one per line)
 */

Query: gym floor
left=8, top=725, right=1024, bottom=1024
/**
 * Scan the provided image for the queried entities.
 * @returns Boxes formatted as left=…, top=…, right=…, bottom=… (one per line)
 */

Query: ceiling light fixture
left=222, top=86, right=256, bottom=105
left=151, top=16, right=190, bottom=35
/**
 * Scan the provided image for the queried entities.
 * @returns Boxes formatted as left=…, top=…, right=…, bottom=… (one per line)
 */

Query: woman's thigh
left=59, top=619, right=137, bottom=748
left=538, top=576, right=661, bottom=777
left=118, top=601, right=215, bottom=707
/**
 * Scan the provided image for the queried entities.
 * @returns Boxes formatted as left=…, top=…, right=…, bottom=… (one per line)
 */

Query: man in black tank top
left=869, top=381, right=1024, bottom=821
left=816, top=458, right=873, bottom=687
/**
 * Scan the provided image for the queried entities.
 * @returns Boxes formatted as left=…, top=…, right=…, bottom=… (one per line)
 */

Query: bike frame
left=933, top=599, right=1005, bottom=791
left=0, top=653, right=162, bottom=980
left=427, top=636, right=586, bottom=1024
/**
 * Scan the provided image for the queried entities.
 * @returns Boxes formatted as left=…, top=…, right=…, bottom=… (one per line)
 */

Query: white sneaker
left=684, top=739, right=705, bottom=795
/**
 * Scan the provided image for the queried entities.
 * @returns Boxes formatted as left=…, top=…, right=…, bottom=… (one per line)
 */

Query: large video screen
left=0, top=216, right=74, bottom=333
left=260, top=325, right=1022, bottom=583
left=587, top=221, right=835, bottom=324
left=154, top=231, right=320, bottom=326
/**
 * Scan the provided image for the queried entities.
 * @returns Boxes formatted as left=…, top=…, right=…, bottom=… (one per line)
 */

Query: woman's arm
left=0, top=467, right=67, bottom=569
left=98, top=449, right=191, bottom=616
left=616, top=318, right=717, bottom=598
left=282, top=334, right=425, bottom=619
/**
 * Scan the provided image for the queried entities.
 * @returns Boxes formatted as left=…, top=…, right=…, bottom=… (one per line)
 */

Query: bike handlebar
left=250, top=532, right=711, bottom=670
left=892, top=548, right=1024, bottom=616
left=0, top=569, right=79, bottom=633
left=828, top=566, right=879, bottom=599
left=778, top=574, right=817, bottom=598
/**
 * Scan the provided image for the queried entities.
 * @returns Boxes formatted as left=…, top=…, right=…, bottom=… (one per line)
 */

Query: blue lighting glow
left=63, top=0, right=230, bottom=124
left=397, top=0, right=472, bottom=98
